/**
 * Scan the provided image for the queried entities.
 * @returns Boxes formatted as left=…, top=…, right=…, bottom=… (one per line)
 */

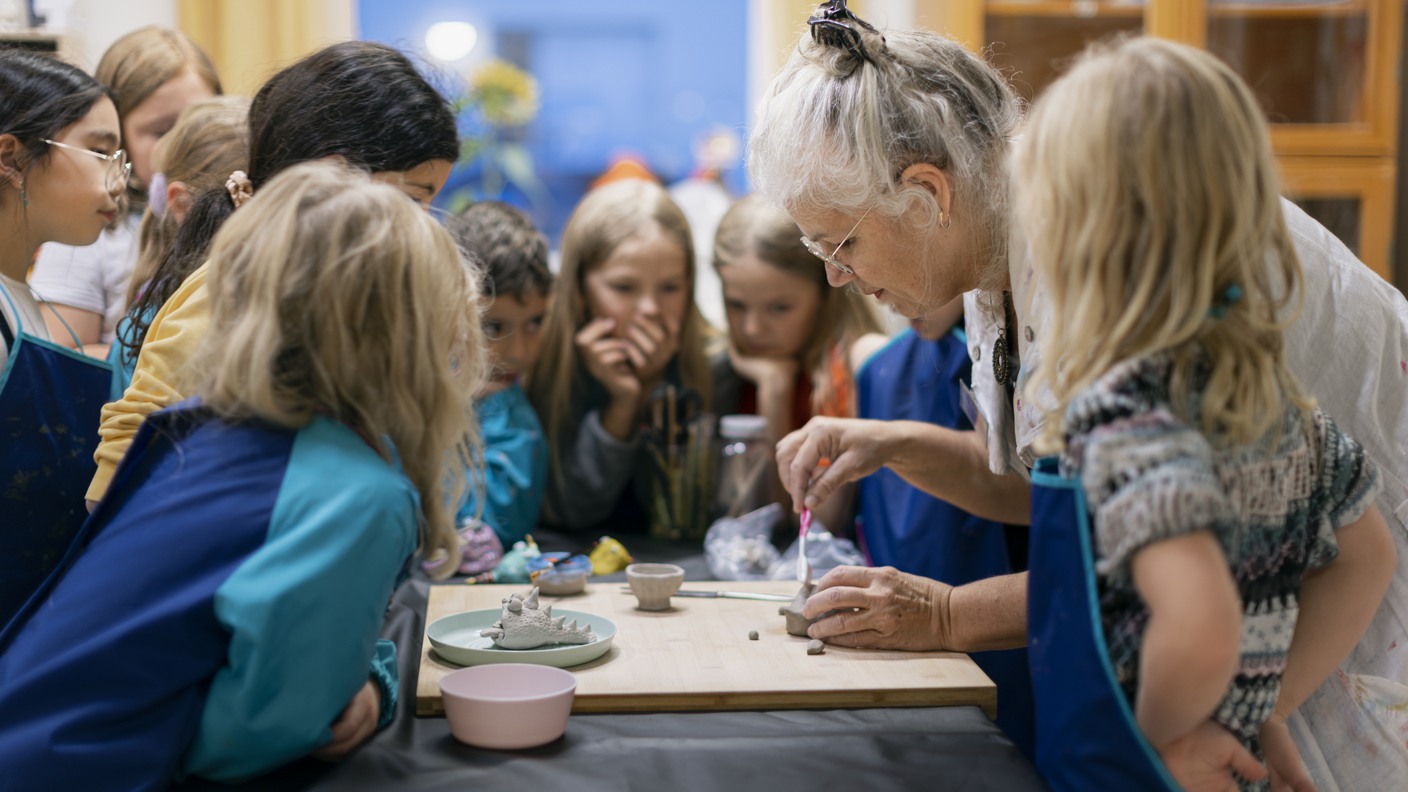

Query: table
left=174, top=536, right=1047, bottom=792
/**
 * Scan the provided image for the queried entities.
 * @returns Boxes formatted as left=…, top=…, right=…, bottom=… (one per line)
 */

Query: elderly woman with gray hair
left=754, top=2, right=1408, bottom=790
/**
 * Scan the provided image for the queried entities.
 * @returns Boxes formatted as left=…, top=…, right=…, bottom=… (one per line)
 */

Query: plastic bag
left=704, top=503, right=784, bottom=580
left=769, top=519, right=865, bottom=581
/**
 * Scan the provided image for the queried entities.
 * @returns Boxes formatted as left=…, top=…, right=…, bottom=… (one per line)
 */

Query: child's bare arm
left=1272, top=504, right=1394, bottom=721
left=1131, top=530, right=1242, bottom=748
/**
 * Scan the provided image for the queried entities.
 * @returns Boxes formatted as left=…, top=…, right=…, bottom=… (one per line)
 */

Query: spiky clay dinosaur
left=480, top=587, right=597, bottom=650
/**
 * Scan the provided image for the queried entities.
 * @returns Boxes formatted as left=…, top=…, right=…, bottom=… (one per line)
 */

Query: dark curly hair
left=448, top=201, right=552, bottom=302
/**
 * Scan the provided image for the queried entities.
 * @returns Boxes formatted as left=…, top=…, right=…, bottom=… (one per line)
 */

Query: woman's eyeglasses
left=800, top=207, right=871, bottom=276
left=42, top=139, right=132, bottom=193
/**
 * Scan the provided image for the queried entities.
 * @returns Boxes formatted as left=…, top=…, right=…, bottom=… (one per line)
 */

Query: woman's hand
left=776, top=417, right=898, bottom=512
left=312, top=680, right=381, bottom=761
left=803, top=565, right=953, bottom=651
left=1259, top=713, right=1316, bottom=791
left=1157, top=720, right=1267, bottom=792
left=576, top=317, right=641, bottom=404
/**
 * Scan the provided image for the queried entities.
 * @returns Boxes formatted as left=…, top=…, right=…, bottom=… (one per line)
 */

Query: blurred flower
left=446, top=58, right=548, bottom=213
left=469, top=59, right=539, bottom=127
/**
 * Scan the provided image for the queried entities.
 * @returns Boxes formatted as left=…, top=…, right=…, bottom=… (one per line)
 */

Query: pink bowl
left=439, top=664, right=577, bottom=749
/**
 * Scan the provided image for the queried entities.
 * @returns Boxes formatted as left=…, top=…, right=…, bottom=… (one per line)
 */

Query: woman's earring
left=938, top=208, right=951, bottom=229
left=19, top=179, right=27, bottom=208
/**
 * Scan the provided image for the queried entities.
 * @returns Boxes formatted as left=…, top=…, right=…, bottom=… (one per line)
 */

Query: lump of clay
left=807, top=639, right=825, bottom=655
left=479, top=587, right=597, bottom=650
left=781, top=581, right=837, bottom=637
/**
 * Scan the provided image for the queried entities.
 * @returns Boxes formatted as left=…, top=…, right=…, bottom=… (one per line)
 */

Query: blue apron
left=0, top=282, right=112, bottom=628
left=1028, top=459, right=1179, bottom=791
left=855, top=328, right=1036, bottom=760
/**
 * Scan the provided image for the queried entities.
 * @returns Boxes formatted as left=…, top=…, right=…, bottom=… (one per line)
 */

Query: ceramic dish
left=428, top=608, right=616, bottom=668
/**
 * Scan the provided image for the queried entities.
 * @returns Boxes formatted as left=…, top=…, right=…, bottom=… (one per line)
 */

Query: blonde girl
left=1016, top=37, right=1393, bottom=790
left=32, top=26, right=220, bottom=355
left=0, top=161, right=484, bottom=788
left=527, top=178, right=711, bottom=530
left=111, top=95, right=250, bottom=392
left=712, top=193, right=884, bottom=520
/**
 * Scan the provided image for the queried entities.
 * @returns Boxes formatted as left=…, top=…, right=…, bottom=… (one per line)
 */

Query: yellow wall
left=177, top=0, right=355, bottom=97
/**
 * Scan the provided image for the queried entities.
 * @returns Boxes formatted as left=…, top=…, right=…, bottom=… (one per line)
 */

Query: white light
left=425, top=21, right=478, bottom=62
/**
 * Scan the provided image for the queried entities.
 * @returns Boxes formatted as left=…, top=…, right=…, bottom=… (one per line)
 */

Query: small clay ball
left=748, top=630, right=759, bottom=641
left=807, top=639, right=824, bottom=655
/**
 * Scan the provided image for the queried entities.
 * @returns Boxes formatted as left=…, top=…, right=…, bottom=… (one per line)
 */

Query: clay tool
left=798, top=507, right=812, bottom=584
left=617, top=587, right=791, bottom=602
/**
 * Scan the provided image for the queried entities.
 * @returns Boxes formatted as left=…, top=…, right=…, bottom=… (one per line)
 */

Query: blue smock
left=854, top=327, right=1035, bottom=759
left=0, top=282, right=112, bottom=627
left=1028, top=459, right=1180, bottom=791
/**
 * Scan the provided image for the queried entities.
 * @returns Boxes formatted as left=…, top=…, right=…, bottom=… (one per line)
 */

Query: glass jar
left=714, top=414, right=772, bottom=519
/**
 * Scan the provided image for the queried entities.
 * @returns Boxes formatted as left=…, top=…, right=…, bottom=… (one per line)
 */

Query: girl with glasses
left=0, top=48, right=125, bottom=627
left=28, top=27, right=220, bottom=360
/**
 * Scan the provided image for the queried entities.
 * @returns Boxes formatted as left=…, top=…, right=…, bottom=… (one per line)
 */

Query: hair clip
left=225, top=170, right=253, bottom=209
left=1207, top=283, right=1243, bottom=320
left=808, top=0, right=882, bottom=68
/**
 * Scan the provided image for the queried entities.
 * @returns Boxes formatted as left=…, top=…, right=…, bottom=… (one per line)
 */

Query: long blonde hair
left=527, top=179, right=712, bottom=476
left=1017, top=37, right=1311, bottom=453
left=196, top=161, right=484, bottom=578
left=713, top=194, right=882, bottom=414
left=128, top=96, right=250, bottom=307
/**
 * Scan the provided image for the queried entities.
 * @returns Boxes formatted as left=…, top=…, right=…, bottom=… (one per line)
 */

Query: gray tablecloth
left=177, top=536, right=1047, bottom=791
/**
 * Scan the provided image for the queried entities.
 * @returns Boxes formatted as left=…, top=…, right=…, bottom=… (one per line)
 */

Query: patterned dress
left=1059, top=352, right=1380, bottom=788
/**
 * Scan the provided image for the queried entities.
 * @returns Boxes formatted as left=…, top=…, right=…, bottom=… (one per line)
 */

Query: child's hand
left=312, top=680, right=381, bottom=761
left=1259, top=713, right=1315, bottom=791
left=621, top=313, right=678, bottom=385
left=1157, top=720, right=1267, bottom=792
left=576, top=317, right=640, bottom=403
left=727, top=343, right=798, bottom=390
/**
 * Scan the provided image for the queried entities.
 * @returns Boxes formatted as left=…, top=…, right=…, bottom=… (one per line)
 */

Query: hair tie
left=808, top=0, right=883, bottom=73
left=225, top=170, right=253, bottom=209
left=1208, top=283, right=1243, bottom=320
left=147, top=172, right=167, bottom=217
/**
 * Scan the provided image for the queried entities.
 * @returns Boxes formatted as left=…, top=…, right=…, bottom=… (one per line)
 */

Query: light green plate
left=427, top=608, right=616, bottom=668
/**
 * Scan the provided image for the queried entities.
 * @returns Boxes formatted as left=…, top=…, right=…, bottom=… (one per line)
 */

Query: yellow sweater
left=87, top=262, right=212, bottom=501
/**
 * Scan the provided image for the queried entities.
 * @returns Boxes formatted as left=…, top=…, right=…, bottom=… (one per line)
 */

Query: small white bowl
left=439, top=663, right=576, bottom=749
left=625, top=563, right=684, bottom=611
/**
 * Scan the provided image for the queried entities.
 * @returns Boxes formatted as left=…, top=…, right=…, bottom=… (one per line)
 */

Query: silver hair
left=748, top=25, right=1023, bottom=276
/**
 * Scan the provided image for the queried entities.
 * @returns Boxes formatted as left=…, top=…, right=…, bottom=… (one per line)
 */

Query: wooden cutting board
left=415, top=581, right=995, bottom=717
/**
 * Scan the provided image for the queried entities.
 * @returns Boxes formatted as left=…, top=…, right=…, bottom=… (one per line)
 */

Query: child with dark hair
left=0, top=48, right=125, bottom=624
left=86, top=39, right=461, bottom=506
left=445, top=201, right=553, bottom=550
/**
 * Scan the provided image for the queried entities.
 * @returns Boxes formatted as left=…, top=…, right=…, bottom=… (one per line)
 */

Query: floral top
left=1059, top=352, right=1380, bottom=772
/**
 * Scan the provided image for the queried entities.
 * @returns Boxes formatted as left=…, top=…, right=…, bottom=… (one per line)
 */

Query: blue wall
left=357, top=0, right=750, bottom=243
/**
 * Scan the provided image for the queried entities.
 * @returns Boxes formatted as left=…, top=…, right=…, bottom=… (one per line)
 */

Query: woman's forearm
left=883, top=422, right=1031, bottom=524
left=945, top=571, right=1030, bottom=652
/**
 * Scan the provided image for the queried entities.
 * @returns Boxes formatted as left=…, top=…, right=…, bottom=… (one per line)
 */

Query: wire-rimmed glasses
left=799, top=207, right=871, bottom=276
left=41, top=139, right=132, bottom=193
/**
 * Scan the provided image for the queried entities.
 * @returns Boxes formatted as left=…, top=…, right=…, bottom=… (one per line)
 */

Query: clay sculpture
left=480, top=587, right=597, bottom=650
left=781, top=581, right=839, bottom=637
